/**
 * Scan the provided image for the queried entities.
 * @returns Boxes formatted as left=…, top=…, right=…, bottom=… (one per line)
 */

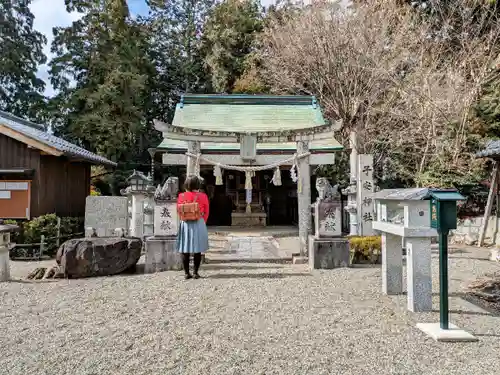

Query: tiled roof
left=0, top=110, right=116, bottom=166
left=476, top=140, right=500, bottom=158
left=172, top=94, right=328, bottom=132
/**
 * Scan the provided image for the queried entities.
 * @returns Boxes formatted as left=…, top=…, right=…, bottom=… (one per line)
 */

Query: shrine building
left=153, top=94, right=343, bottom=232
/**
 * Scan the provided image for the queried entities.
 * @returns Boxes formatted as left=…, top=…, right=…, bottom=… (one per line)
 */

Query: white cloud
left=30, top=0, right=82, bottom=97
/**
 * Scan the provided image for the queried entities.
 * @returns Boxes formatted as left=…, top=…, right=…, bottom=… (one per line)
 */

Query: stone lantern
left=122, top=170, right=154, bottom=239
left=0, top=221, right=19, bottom=282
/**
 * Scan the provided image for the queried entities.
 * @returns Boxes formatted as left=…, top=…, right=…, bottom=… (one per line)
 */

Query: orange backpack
left=178, top=193, right=202, bottom=222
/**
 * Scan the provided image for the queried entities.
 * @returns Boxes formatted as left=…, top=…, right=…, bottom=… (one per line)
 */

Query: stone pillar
left=145, top=177, right=182, bottom=272
left=345, top=132, right=359, bottom=236
left=187, top=141, right=201, bottom=176
left=130, top=193, right=146, bottom=238
left=297, top=140, right=311, bottom=258
left=143, top=198, right=154, bottom=237
left=148, top=148, right=156, bottom=183
left=0, top=223, right=18, bottom=282
left=357, top=154, right=375, bottom=236
left=406, top=237, right=432, bottom=312
left=381, top=232, right=403, bottom=294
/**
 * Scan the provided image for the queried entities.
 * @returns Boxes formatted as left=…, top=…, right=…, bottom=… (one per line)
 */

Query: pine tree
left=0, top=0, right=47, bottom=121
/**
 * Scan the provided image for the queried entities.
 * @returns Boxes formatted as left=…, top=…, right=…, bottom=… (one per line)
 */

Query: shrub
left=9, top=214, right=83, bottom=258
left=349, top=236, right=382, bottom=264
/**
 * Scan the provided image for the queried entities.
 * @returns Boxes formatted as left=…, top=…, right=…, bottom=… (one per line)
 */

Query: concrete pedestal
left=144, top=236, right=182, bottom=273
left=308, top=236, right=350, bottom=269
left=382, top=232, right=403, bottom=295
left=406, top=238, right=432, bottom=312
left=416, top=323, right=478, bottom=342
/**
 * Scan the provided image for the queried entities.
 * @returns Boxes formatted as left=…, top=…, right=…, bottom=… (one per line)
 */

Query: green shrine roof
left=158, top=94, right=343, bottom=152
left=172, top=94, right=327, bottom=132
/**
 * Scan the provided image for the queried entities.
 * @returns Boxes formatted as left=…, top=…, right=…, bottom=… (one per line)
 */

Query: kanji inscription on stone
left=154, top=202, right=178, bottom=236
left=358, top=154, right=375, bottom=236
left=160, top=206, right=171, bottom=218
left=315, top=201, right=342, bottom=237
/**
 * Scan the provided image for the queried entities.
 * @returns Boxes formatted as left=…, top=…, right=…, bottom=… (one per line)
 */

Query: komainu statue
left=315, top=177, right=340, bottom=202
left=154, top=177, right=179, bottom=201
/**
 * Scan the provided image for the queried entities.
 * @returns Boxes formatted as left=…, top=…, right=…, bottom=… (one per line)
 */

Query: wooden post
left=478, top=160, right=499, bottom=247
left=56, top=217, right=61, bottom=248
left=39, top=235, right=45, bottom=259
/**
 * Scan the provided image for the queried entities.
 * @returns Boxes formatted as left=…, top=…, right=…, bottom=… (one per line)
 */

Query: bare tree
left=261, top=0, right=500, bottom=186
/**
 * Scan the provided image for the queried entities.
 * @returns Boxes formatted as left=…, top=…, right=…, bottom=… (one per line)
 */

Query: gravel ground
left=1, top=246, right=500, bottom=375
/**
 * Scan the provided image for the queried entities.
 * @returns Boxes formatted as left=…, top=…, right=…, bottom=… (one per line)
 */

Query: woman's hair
left=184, top=175, right=201, bottom=192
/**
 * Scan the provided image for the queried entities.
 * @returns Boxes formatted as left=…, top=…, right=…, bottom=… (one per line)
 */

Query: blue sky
left=30, top=0, right=276, bottom=96
left=127, top=0, right=276, bottom=15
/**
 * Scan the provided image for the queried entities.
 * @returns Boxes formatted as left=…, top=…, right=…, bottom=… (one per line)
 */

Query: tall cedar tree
left=49, top=0, right=152, bottom=164
left=201, top=0, right=263, bottom=93
left=0, top=0, right=47, bottom=122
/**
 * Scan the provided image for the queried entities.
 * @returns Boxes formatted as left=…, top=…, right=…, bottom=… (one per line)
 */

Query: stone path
left=207, top=235, right=291, bottom=263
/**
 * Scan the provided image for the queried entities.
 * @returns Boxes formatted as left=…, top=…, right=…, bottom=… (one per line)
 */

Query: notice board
left=0, top=180, right=31, bottom=219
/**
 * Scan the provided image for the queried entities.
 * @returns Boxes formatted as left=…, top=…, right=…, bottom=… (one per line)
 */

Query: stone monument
left=84, top=196, right=128, bottom=237
left=341, top=132, right=376, bottom=237
left=309, top=178, right=350, bottom=269
left=144, top=177, right=183, bottom=272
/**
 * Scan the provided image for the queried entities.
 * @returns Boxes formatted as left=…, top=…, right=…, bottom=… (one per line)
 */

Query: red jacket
left=177, top=191, right=210, bottom=223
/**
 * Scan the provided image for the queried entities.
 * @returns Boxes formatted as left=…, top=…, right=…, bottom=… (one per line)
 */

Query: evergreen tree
left=145, top=0, right=216, bottom=123
left=0, top=0, right=47, bottom=121
left=202, top=0, right=263, bottom=93
left=48, top=0, right=152, bottom=164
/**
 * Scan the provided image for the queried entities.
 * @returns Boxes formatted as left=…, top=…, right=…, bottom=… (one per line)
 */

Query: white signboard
left=0, top=191, right=11, bottom=199
left=4, top=182, right=28, bottom=191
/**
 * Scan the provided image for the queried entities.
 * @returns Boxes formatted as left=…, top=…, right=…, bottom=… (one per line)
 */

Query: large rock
left=56, top=237, right=142, bottom=278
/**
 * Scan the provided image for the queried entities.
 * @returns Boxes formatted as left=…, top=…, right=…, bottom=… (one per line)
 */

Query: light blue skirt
left=176, top=218, right=209, bottom=254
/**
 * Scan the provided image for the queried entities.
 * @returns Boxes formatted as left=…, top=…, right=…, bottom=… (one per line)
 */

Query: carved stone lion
left=154, top=177, right=179, bottom=201
left=316, top=177, right=340, bottom=202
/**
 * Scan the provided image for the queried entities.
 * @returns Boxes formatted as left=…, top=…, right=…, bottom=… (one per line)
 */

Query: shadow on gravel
left=207, top=272, right=310, bottom=279
left=430, top=308, right=493, bottom=317
left=202, top=264, right=285, bottom=271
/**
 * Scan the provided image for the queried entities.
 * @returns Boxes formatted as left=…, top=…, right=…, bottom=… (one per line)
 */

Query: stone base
left=0, top=250, right=10, bottom=282
left=490, top=248, right=500, bottom=262
left=308, top=236, right=349, bottom=269
left=144, top=236, right=183, bottom=273
left=416, top=323, right=478, bottom=342
left=231, top=212, right=266, bottom=227
left=292, top=254, right=308, bottom=264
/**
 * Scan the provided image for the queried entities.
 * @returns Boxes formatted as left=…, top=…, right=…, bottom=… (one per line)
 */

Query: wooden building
left=0, top=111, right=116, bottom=219
left=153, top=94, right=343, bottom=227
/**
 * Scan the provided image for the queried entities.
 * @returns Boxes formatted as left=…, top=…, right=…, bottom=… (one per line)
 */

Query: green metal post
left=439, top=231, right=449, bottom=330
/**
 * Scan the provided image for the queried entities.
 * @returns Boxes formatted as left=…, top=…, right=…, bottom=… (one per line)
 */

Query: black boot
left=193, top=253, right=202, bottom=279
left=182, top=253, right=192, bottom=279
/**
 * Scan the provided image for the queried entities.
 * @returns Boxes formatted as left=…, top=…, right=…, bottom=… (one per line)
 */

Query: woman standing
left=176, top=175, right=210, bottom=279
